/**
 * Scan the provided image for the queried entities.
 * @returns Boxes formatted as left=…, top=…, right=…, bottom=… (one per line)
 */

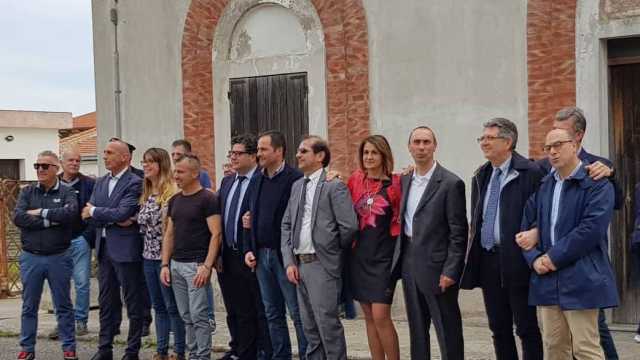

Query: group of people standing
left=12, top=105, right=630, bottom=360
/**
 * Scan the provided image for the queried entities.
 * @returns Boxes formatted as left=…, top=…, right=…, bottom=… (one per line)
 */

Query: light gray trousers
left=171, top=260, right=211, bottom=360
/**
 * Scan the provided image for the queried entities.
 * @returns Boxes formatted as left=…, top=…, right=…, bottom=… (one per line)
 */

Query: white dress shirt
left=92, top=167, right=128, bottom=237
left=294, top=168, right=323, bottom=255
left=403, top=161, right=437, bottom=237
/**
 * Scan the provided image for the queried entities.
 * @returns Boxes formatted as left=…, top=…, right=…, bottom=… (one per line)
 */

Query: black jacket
left=13, top=181, right=78, bottom=255
left=59, top=173, right=96, bottom=246
left=460, top=152, right=545, bottom=289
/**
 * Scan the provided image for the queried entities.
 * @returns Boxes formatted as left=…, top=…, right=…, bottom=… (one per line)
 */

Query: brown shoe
left=151, top=354, right=168, bottom=360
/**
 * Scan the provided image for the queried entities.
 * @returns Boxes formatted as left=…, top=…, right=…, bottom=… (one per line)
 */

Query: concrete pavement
left=1, top=289, right=639, bottom=359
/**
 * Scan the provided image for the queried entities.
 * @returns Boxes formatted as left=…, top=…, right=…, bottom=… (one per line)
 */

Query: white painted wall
left=92, top=0, right=190, bottom=175
left=0, top=127, right=61, bottom=180
left=365, top=0, right=529, bottom=186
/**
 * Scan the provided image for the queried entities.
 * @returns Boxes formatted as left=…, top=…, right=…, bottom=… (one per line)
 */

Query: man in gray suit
left=391, top=126, right=468, bottom=360
left=281, top=135, right=358, bottom=360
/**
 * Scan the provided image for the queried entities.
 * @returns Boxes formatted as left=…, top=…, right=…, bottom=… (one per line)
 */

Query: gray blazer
left=391, top=163, right=469, bottom=293
left=281, top=169, right=358, bottom=278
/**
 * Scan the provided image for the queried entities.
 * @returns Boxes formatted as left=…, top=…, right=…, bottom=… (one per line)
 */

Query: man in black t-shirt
left=160, top=155, right=222, bottom=360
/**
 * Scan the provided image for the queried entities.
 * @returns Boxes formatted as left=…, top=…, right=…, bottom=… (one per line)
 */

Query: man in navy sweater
left=243, top=131, right=308, bottom=359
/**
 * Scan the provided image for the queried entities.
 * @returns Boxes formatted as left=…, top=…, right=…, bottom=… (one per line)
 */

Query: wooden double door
left=228, top=72, right=309, bottom=166
left=610, top=62, right=640, bottom=324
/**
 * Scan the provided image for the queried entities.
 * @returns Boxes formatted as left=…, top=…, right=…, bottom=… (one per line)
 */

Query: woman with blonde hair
left=347, top=135, right=401, bottom=360
left=138, top=147, right=186, bottom=360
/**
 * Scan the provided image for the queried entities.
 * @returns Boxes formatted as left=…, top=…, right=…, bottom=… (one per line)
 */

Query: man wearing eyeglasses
left=217, top=134, right=271, bottom=360
left=460, top=118, right=545, bottom=360
left=517, top=128, right=618, bottom=359
left=13, top=150, right=79, bottom=360
left=532, top=107, right=621, bottom=359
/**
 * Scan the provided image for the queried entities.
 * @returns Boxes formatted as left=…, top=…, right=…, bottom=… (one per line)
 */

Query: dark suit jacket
left=391, top=163, right=469, bottom=294
left=90, top=169, right=143, bottom=262
left=537, top=148, right=622, bottom=209
left=219, top=168, right=261, bottom=263
left=460, top=152, right=545, bottom=289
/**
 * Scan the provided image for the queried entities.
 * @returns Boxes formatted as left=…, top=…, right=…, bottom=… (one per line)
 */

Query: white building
left=0, top=110, right=72, bottom=181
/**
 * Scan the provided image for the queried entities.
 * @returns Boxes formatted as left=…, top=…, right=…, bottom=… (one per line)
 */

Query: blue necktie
left=481, top=168, right=502, bottom=250
left=225, top=176, right=246, bottom=248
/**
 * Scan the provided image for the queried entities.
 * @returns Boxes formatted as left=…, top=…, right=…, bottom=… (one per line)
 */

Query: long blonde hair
left=140, top=148, right=176, bottom=207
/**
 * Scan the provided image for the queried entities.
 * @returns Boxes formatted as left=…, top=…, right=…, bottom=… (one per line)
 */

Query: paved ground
left=1, top=289, right=639, bottom=359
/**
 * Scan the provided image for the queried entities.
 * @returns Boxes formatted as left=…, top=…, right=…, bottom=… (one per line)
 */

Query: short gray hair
left=483, top=118, right=518, bottom=150
left=555, top=106, right=586, bottom=134
left=37, top=150, right=60, bottom=163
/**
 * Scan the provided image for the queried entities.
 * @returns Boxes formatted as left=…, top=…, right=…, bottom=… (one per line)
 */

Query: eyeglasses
left=476, top=135, right=505, bottom=143
left=33, top=163, right=58, bottom=170
left=227, top=150, right=249, bottom=158
left=542, top=140, right=573, bottom=153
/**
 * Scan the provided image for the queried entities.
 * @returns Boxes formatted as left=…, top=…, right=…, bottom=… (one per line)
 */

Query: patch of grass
left=0, top=330, right=19, bottom=337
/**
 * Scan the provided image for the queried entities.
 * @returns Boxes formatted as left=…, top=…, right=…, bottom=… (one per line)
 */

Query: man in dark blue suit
left=82, top=139, right=145, bottom=360
left=217, top=134, right=271, bottom=360
left=535, top=106, right=621, bottom=360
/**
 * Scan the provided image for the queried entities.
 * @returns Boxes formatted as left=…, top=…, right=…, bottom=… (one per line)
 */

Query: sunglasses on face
left=33, top=163, right=58, bottom=170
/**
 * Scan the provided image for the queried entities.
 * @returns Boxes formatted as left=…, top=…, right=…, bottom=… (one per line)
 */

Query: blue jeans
left=68, top=236, right=91, bottom=323
left=256, top=248, right=307, bottom=359
left=598, top=308, right=619, bottom=360
left=20, top=251, right=75, bottom=352
left=143, top=259, right=186, bottom=355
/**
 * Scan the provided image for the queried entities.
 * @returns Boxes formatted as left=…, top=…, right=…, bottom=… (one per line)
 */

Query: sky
left=0, top=0, right=95, bottom=116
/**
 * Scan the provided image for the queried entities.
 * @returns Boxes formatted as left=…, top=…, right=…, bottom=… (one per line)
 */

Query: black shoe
left=121, top=354, right=140, bottom=360
left=90, top=350, right=113, bottom=360
left=218, top=351, right=238, bottom=360
left=113, top=328, right=121, bottom=336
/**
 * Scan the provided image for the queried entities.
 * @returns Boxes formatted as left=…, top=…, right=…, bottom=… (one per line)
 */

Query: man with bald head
left=48, top=149, right=95, bottom=340
left=518, top=129, right=619, bottom=359
left=82, top=139, right=145, bottom=360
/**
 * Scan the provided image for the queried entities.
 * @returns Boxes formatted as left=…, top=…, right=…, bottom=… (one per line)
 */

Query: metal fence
left=0, top=179, right=36, bottom=298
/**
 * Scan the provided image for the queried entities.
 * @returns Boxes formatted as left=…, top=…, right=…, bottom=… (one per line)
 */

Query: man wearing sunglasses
left=13, top=150, right=79, bottom=360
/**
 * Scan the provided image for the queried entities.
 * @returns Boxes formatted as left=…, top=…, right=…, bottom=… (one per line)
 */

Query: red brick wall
left=527, top=0, right=577, bottom=159
left=181, top=0, right=370, bottom=184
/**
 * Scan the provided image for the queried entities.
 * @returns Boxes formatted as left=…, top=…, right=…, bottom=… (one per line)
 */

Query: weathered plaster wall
left=212, top=0, right=326, bottom=179
left=576, top=0, right=640, bottom=159
left=92, top=0, right=528, bottom=186
left=364, top=0, right=529, bottom=184
left=92, top=0, right=190, bottom=173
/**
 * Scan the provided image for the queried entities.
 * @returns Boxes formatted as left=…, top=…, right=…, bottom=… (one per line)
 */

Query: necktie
left=225, top=176, right=247, bottom=248
left=293, top=178, right=311, bottom=250
left=481, top=168, right=502, bottom=250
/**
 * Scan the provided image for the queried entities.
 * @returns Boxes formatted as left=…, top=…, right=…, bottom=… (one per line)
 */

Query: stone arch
left=182, top=0, right=370, bottom=182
